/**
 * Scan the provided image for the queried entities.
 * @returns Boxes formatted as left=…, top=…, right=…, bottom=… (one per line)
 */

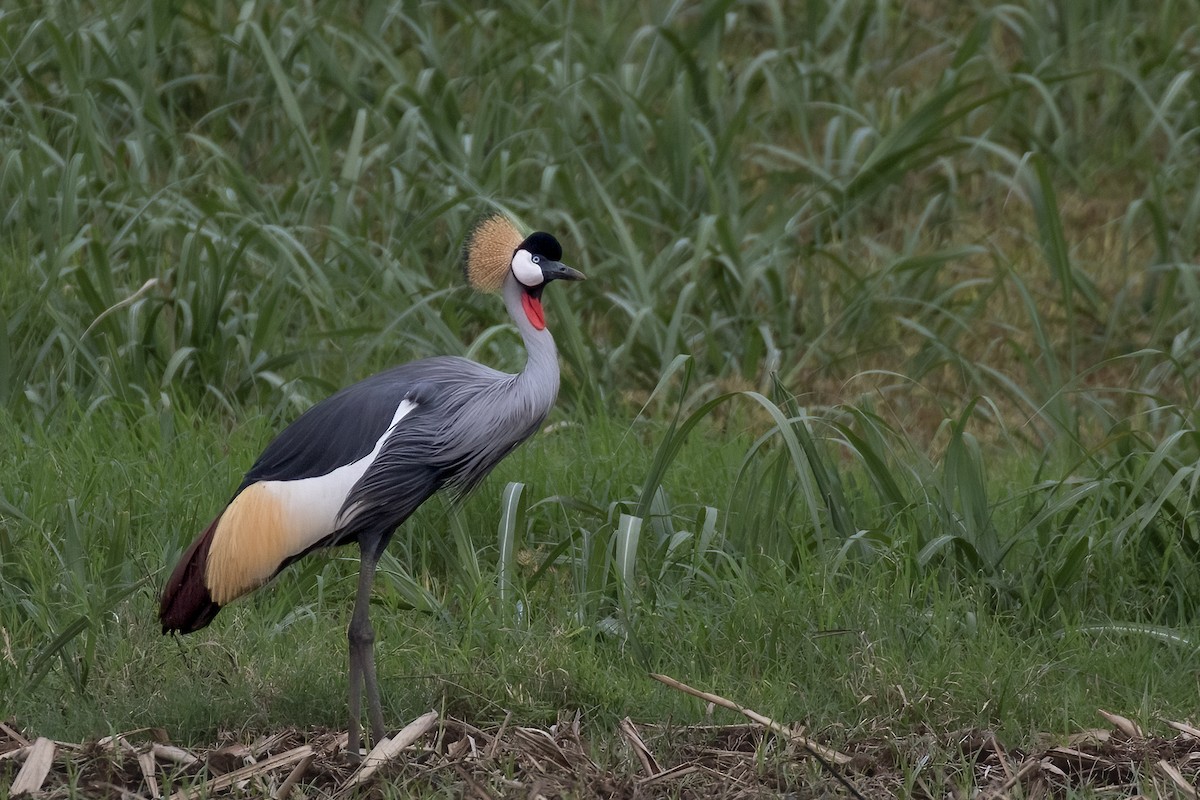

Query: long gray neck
left=502, top=273, right=561, bottom=415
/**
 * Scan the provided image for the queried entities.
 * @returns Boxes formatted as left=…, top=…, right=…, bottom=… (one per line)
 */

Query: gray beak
left=541, top=261, right=586, bottom=283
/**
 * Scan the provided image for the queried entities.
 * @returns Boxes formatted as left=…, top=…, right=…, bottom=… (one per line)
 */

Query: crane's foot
left=344, top=722, right=389, bottom=763
left=346, top=624, right=387, bottom=762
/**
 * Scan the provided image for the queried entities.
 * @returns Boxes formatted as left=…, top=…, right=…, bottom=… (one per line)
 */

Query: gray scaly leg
left=347, top=545, right=386, bottom=758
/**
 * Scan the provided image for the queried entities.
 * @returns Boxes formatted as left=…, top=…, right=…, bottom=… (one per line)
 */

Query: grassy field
left=3, top=0, right=1200, bottom=795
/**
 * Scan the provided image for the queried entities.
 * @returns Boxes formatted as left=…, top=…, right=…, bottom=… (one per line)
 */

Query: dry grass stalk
left=1155, top=759, right=1198, bottom=798
left=250, top=731, right=292, bottom=758
left=10, top=736, right=55, bottom=796
left=636, top=762, right=701, bottom=789
left=452, top=762, right=495, bottom=800
left=336, top=710, right=439, bottom=796
left=994, top=758, right=1043, bottom=794
left=649, top=672, right=852, bottom=766
left=618, top=716, right=660, bottom=776
left=485, top=711, right=512, bottom=760
left=151, top=744, right=199, bottom=767
left=98, top=729, right=151, bottom=750
left=273, top=752, right=314, bottom=800
left=7, top=709, right=1200, bottom=797
left=1099, top=709, right=1144, bottom=738
left=168, top=744, right=315, bottom=800
left=1168, top=720, right=1200, bottom=740
left=0, top=745, right=29, bottom=764
left=137, top=749, right=160, bottom=799
left=512, top=727, right=576, bottom=771
left=0, top=723, right=29, bottom=749
left=1066, top=728, right=1111, bottom=746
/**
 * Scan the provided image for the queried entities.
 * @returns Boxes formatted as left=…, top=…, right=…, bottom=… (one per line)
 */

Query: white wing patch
left=265, top=398, right=417, bottom=549
left=510, top=249, right=544, bottom=287
left=206, top=398, right=418, bottom=603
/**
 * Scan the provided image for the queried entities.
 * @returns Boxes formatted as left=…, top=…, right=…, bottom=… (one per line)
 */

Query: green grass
left=4, top=0, right=1200, bottom=795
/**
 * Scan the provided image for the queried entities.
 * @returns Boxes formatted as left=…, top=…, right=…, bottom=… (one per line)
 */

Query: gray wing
left=337, top=359, right=548, bottom=541
left=238, top=360, right=457, bottom=493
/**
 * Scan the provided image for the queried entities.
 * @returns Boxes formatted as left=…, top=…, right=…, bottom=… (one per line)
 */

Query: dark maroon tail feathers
left=160, top=513, right=223, bottom=634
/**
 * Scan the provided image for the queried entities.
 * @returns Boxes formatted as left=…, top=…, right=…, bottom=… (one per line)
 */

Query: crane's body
left=159, top=216, right=583, bottom=755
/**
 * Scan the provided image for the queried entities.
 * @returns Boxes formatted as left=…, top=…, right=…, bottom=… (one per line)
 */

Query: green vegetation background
left=2, top=0, right=1200, bottom=782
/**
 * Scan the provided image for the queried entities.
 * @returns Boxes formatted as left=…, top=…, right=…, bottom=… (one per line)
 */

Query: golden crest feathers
left=461, top=214, right=524, bottom=293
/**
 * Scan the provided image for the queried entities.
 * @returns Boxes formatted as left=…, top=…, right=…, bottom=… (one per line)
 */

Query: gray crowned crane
left=159, top=214, right=584, bottom=756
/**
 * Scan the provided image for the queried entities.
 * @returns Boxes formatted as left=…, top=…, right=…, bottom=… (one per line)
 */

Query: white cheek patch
left=511, top=249, right=544, bottom=287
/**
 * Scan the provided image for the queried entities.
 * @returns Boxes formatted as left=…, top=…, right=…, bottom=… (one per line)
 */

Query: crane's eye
left=512, top=249, right=545, bottom=286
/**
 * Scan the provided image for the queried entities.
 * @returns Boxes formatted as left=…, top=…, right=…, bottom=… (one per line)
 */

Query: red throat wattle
left=522, top=293, right=546, bottom=331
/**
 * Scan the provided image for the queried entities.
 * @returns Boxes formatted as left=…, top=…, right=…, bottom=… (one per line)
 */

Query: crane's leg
left=347, top=543, right=387, bottom=759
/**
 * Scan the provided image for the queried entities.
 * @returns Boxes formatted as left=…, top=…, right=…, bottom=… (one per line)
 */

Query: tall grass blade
left=497, top=481, right=525, bottom=606
left=615, top=513, right=642, bottom=610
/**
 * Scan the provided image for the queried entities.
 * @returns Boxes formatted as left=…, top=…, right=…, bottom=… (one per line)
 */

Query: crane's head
left=462, top=214, right=585, bottom=330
